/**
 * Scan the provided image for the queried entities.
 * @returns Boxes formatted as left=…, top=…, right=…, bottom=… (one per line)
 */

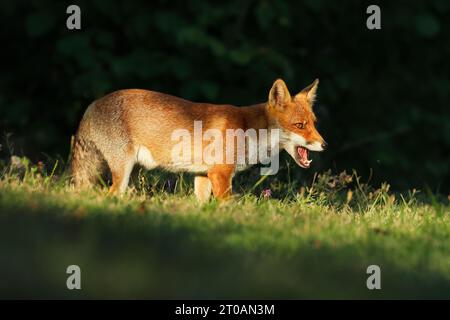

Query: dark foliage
left=0, top=0, right=448, bottom=191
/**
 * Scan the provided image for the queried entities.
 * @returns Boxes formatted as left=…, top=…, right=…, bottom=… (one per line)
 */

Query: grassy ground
left=0, top=157, right=449, bottom=299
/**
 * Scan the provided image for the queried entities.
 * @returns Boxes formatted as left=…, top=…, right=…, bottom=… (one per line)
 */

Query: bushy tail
left=70, top=133, right=105, bottom=188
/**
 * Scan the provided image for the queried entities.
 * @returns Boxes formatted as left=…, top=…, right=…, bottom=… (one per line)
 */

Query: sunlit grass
left=0, top=156, right=449, bottom=299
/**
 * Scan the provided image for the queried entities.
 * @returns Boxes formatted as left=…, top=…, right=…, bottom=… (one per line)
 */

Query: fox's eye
left=295, top=122, right=305, bottom=129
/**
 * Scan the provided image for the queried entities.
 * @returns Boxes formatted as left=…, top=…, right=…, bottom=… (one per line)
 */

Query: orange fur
left=71, top=79, right=326, bottom=201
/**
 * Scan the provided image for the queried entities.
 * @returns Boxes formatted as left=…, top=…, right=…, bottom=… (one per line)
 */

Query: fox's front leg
left=194, top=175, right=212, bottom=202
left=207, top=165, right=234, bottom=200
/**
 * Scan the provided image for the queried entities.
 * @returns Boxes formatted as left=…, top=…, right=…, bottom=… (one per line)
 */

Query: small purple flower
left=262, top=188, right=272, bottom=199
left=37, top=161, right=44, bottom=172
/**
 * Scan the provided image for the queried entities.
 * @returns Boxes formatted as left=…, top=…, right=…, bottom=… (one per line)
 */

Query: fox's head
left=267, top=78, right=326, bottom=169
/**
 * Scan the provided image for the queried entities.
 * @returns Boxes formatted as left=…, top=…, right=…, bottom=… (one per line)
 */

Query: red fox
left=71, top=79, right=326, bottom=201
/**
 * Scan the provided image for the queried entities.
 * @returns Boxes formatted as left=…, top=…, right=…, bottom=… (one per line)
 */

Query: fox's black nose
left=322, top=141, right=328, bottom=150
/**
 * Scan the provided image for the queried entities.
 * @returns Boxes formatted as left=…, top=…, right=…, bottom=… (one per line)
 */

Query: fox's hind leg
left=194, top=175, right=212, bottom=202
left=107, top=155, right=135, bottom=195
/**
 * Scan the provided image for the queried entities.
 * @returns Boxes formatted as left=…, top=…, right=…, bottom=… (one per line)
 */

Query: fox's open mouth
left=296, top=146, right=312, bottom=168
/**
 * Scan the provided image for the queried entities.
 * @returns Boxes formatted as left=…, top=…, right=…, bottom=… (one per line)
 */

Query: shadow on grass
left=0, top=198, right=449, bottom=299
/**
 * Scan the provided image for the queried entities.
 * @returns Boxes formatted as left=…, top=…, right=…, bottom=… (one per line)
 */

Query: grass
left=0, top=156, right=449, bottom=299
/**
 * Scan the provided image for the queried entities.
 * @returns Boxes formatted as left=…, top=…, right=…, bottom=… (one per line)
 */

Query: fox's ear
left=297, top=79, right=319, bottom=105
left=269, top=79, right=291, bottom=108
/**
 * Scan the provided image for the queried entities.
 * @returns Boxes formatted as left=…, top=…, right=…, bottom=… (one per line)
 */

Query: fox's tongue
left=297, top=146, right=309, bottom=162
left=297, top=146, right=312, bottom=167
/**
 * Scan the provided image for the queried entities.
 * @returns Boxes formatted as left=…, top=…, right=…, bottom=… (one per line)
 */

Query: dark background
left=0, top=0, right=448, bottom=192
